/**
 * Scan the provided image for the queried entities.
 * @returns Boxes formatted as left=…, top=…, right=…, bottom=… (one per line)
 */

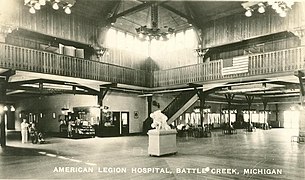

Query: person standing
left=21, top=119, right=29, bottom=143
left=67, top=120, right=73, bottom=138
left=29, top=123, right=38, bottom=144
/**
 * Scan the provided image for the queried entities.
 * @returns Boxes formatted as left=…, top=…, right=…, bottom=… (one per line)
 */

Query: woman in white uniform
left=21, top=119, right=29, bottom=143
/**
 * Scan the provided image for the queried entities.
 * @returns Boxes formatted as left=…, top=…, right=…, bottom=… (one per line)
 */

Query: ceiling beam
left=183, top=2, right=203, bottom=28
left=109, top=1, right=167, bottom=22
left=6, top=85, right=97, bottom=96
left=8, top=79, right=100, bottom=96
left=159, top=3, right=199, bottom=27
left=201, top=7, right=245, bottom=25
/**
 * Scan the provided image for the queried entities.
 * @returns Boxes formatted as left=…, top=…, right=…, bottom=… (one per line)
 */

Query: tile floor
left=0, top=128, right=304, bottom=180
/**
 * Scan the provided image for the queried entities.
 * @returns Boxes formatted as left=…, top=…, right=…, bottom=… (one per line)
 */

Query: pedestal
left=147, top=129, right=177, bottom=156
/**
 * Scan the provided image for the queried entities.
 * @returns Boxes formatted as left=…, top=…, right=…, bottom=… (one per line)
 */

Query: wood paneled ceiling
left=72, top=0, right=246, bottom=34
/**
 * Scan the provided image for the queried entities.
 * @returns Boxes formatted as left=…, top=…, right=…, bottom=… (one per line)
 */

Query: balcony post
left=224, top=93, right=235, bottom=132
left=0, top=78, right=7, bottom=147
left=296, top=70, right=305, bottom=143
left=147, top=96, right=152, bottom=117
left=245, top=95, right=254, bottom=132
left=196, top=91, right=206, bottom=126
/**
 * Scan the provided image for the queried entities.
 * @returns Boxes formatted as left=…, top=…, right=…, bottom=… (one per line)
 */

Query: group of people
left=20, top=119, right=45, bottom=144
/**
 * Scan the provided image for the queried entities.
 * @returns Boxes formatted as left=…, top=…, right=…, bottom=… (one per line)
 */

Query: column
left=225, top=93, right=234, bottom=134
left=245, top=95, right=254, bottom=132
left=147, top=96, right=152, bottom=117
left=0, top=78, right=7, bottom=147
left=197, top=91, right=206, bottom=126
left=296, top=70, right=305, bottom=142
left=263, top=99, right=268, bottom=130
left=299, top=97, right=305, bottom=142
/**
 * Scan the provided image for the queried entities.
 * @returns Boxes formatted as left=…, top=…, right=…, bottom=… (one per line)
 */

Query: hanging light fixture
left=279, top=10, right=287, bottom=17
left=34, top=2, right=41, bottom=10
left=135, top=3, right=175, bottom=41
left=245, top=8, right=252, bottom=17
left=3, top=106, right=8, bottom=111
left=10, top=105, right=15, bottom=112
left=64, top=6, right=71, bottom=14
left=257, top=3, right=265, bottom=13
left=39, top=0, right=46, bottom=6
left=242, top=1, right=294, bottom=18
left=7, top=27, right=12, bottom=33
left=29, top=6, right=36, bottom=14
left=24, top=0, right=76, bottom=14
left=52, top=2, right=59, bottom=10
left=63, top=3, right=73, bottom=15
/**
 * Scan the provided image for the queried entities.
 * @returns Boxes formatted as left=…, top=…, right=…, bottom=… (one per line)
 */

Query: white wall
left=15, top=94, right=98, bottom=132
left=103, top=91, right=147, bottom=133
left=15, top=92, right=147, bottom=133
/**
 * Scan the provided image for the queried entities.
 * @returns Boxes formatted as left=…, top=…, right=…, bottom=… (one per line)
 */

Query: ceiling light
left=285, top=1, right=294, bottom=8
left=64, top=6, right=71, bottom=14
left=258, top=3, right=265, bottom=13
left=53, top=2, right=59, bottom=10
left=24, top=0, right=31, bottom=5
left=10, top=106, right=15, bottom=112
left=39, top=0, right=46, bottom=6
left=279, top=11, right=287, bottom=17
left=242, top=1, right=292, bottom=18
left=135, top=4, right=174, bottom=41
left=29, top=6, right=36, bottom=14
left=3, top=106, right=8, bottom=111
left=25, top=0, right=76, bottom=14
left=7, top=27, right=12, bottom=33
left=34, top=3, right=41, bottom=10
left=245, top=9, right=252, bottom=17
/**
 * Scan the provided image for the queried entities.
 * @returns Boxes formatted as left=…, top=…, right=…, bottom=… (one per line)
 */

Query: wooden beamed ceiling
left=4, top=76, right=303, bottom=105
left=6, top=79, right=100, bottom=98
left=206, top=80, right=301, bottom=104
left=72, top=0, right=246, bottom=34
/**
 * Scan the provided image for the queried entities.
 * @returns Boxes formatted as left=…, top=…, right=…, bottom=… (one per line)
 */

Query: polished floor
left=0, top=128, right=304, bottom=180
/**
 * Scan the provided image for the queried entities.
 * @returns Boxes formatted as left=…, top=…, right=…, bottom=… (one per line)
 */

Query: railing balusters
left=0, top=43, right=304, bottom=88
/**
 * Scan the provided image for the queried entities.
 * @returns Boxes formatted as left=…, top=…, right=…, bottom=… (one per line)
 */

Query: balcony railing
left=0, top=43, right=152, bottom=87
left=154, top=46, right=305, bottom=87
left=0, top=43, right=304, bottom=88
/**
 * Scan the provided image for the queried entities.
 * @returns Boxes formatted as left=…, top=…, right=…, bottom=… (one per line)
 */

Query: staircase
left=162, top=90, right=198, bottom=124
left=142, top=90, right=198, bottom=134
left=164, top=84, right=224, bottom=124
left=142, top=84, right=224, bottom=134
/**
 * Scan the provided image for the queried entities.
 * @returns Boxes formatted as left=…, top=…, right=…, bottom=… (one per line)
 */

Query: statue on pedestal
left=150, top=110, right=171, bottom=131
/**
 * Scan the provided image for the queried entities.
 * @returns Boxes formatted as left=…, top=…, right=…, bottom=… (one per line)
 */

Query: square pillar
left=0, top=79, right=7, bottom=147
left=299, top=109, right=305, bottom=142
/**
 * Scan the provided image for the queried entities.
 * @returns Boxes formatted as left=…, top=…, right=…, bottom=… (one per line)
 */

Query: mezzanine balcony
left=0, top=43, right=304, bottom=88
left=0, top=43, right=151, bottom=87
left=154, top=46, right=305, bottom=87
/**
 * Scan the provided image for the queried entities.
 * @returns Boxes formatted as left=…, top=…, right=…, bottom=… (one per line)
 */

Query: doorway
left=121, top=112, right=129, bottom=135
left=283, top=110, right=299, bottom=129
left=112, top=112, right=121, bottom=136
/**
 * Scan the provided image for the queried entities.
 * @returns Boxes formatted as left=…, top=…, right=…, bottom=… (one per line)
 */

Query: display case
left=73, top=122, right=95, bottom=138
left=63, top=106, right=100, bottom=138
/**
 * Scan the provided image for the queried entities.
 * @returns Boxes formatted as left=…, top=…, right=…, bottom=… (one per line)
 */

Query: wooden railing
left=0, top=43, right=304, bottom=88
left=154, top=46, right=305, bottom=87
left=0, top=43, right=152, bottom=87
